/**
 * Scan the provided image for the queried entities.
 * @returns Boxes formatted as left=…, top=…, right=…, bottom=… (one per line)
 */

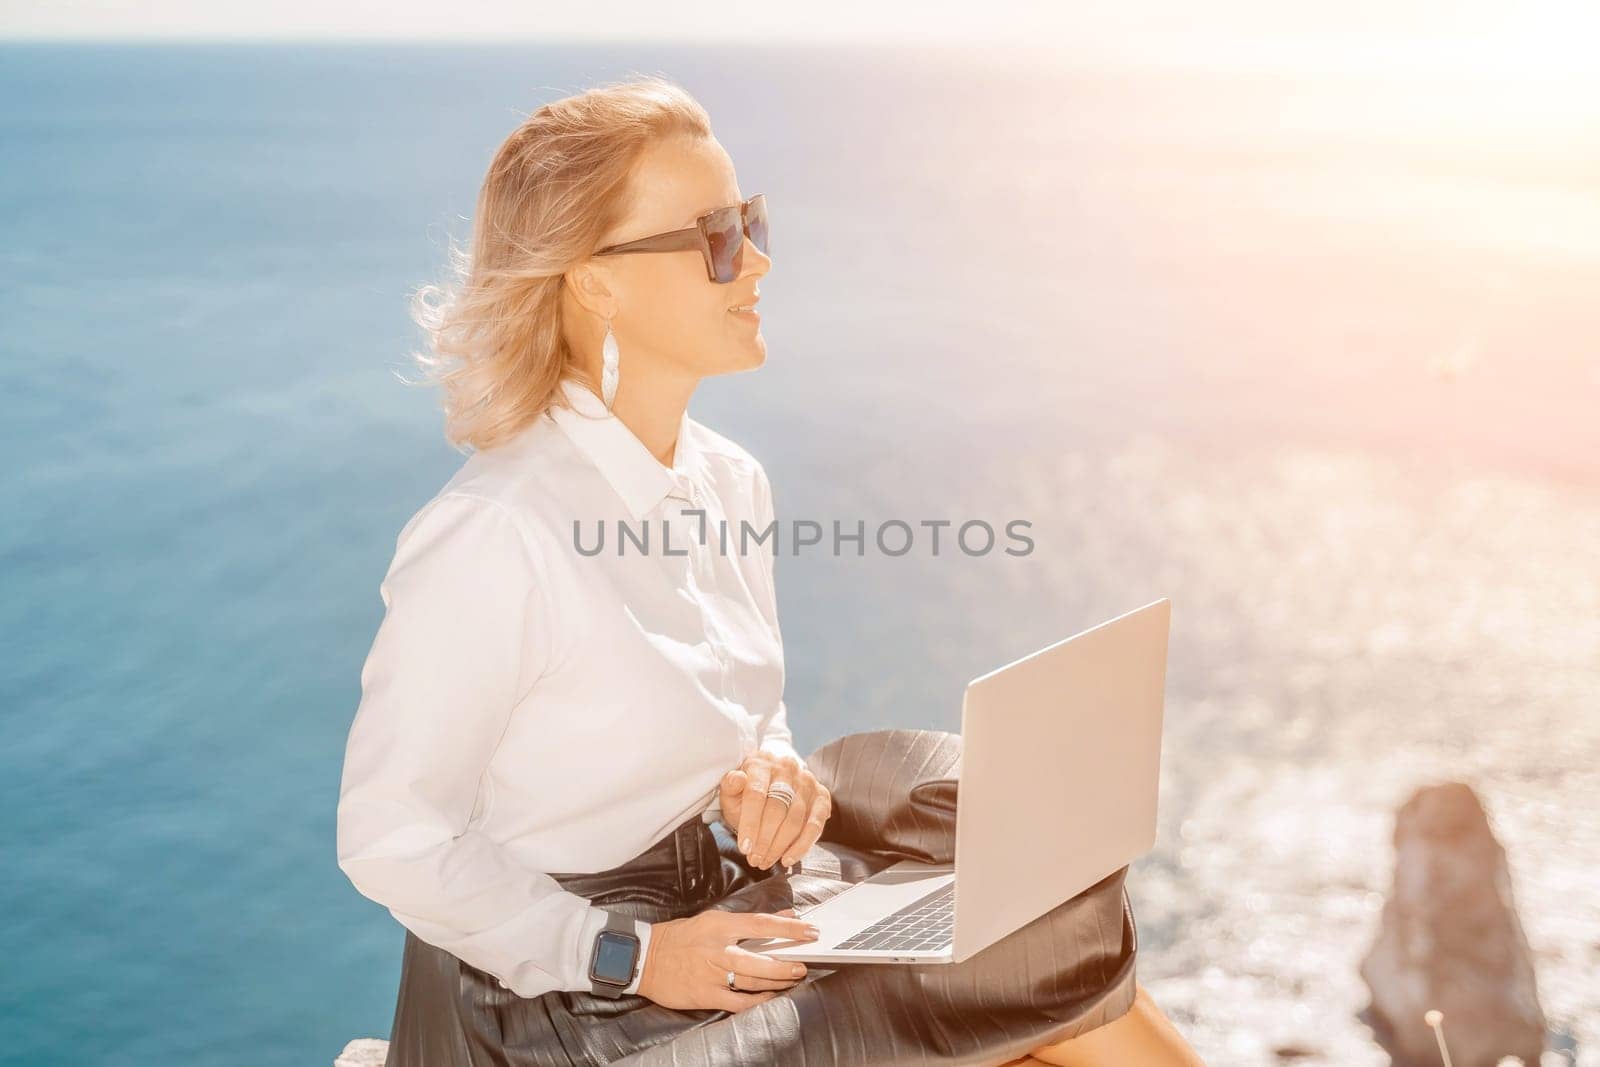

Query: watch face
left=591, top=930, right=639, bottom=985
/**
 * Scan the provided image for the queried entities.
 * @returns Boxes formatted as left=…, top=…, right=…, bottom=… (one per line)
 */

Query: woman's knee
left=1029, top=984, right=1206, bottom=1067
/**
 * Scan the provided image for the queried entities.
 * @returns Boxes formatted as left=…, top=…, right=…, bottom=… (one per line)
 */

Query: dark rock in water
left=1359, top=781, right=1546, bottom=1067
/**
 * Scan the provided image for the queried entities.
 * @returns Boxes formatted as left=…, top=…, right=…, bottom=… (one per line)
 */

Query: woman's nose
left=738, top=235, right=771, bottom=278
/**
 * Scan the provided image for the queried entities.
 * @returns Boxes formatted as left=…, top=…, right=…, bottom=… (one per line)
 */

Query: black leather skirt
left=382, top=728, right=1139, bottom=1067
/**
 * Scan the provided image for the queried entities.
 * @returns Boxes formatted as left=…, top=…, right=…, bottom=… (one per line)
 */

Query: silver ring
left=767, top=782, right=796, bottom=808
left=726, top=969, right=737, bottom=990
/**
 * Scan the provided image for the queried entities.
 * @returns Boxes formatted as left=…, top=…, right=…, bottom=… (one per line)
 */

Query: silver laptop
left=738, top=597, right=1170, bottom=966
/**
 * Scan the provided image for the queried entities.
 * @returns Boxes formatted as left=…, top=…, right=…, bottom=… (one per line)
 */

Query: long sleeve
left=335, top=492, right=649, bottom=998
left=749, top=465, right=804, bottom=765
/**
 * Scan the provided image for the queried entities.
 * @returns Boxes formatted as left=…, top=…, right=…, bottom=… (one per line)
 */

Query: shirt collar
left=545, top=377, right=699, bottom=521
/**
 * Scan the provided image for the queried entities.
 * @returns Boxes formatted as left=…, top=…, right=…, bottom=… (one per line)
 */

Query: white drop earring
left=600, top=315, right=620, bottom=411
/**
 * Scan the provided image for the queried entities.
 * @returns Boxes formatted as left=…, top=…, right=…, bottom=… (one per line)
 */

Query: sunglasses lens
left=704, top=207, right=743, bottom=283
left=747, top=195, right=768, bottom=257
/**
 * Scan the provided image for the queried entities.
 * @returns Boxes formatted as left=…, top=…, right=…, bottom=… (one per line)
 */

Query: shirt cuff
left=758, top=735, right=804, bottom=764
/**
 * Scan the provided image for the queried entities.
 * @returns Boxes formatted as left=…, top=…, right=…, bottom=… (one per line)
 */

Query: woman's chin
left=741, top=337, right=767, bottom=369
left=721, top=335, right=767, bottom=371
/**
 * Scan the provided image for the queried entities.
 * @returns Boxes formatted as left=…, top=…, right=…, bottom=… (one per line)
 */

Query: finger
left=736, top=759, right=773, bottom=856
left=750, top=760, right=803, bottom=866
left=754, top=782, right=810, bottom=869
left=723, top=910, right=820, bottom=941
left=780, top=788, right=832, bottom=868
left=703, top=950, right=804, bottom=994
left=718, top=770, right=747, bottom=831
left=750, top=794, right=789, bottom=869
left=725, top=944, right=810, bottom=982
left=708, top=964, right=802, bottom=993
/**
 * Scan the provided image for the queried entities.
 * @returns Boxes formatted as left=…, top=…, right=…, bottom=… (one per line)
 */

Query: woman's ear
left=563, top=261, right=615, bottom=320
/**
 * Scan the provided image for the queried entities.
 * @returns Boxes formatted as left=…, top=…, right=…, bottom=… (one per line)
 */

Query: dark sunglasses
left=592, top=194, right=768, bottom=284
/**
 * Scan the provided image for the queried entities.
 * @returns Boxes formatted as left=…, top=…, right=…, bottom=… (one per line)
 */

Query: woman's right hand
left=635, top=906, right=820, bottom=1011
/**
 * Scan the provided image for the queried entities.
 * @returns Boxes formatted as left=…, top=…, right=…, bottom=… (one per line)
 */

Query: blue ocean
left=2, top=42, right=1595, bottom=1066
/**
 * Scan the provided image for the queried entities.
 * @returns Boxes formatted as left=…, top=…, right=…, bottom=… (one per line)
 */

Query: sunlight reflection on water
left=985, top=439, right=1599, bottom=1065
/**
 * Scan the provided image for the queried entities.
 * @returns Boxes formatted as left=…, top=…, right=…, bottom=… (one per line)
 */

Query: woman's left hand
left=718, top=751, right=831, bottom=871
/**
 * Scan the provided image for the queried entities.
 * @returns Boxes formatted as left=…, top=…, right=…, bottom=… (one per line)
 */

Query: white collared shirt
left=336, top=378, right=801, bottom=999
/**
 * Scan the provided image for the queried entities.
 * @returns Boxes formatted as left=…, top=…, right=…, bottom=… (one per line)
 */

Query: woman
left=335, top=76, right=1203, bottom=1066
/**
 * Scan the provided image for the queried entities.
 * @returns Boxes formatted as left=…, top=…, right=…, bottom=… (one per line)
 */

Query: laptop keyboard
left=835, top=880, right=955, bottom=952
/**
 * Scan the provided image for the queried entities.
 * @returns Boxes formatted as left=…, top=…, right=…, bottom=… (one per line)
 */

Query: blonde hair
left=404, top=75, right=713, bottom=452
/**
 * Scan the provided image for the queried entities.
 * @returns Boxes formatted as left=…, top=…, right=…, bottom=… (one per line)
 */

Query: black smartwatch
left=587, top=910, right=643, bottom=998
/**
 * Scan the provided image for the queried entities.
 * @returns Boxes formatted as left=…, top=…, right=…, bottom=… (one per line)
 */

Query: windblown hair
left=404, top=75, right=713, bottom=452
